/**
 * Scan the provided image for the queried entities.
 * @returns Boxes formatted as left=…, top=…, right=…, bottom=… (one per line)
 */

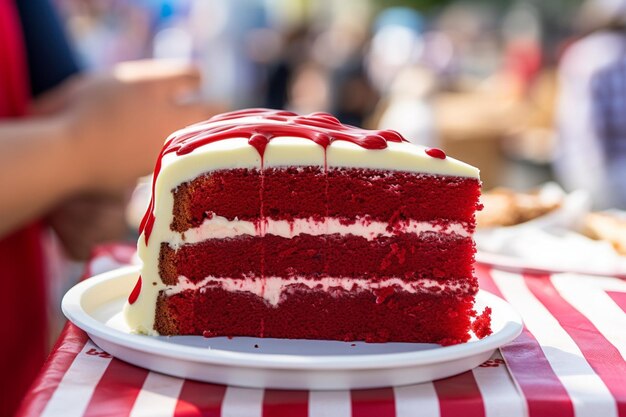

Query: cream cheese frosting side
left=125, top=138, right=261, bottom=334
left=124, top=113, right=480, bottom=334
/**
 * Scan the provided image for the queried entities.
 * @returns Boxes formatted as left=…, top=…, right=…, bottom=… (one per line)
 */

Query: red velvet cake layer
left=157, top=165, right=485, bottom=344
left=155, top=286, right=475, bottom=345
left=171, top=168, right=481, bottom=232
left=159, top=233, right=476, bottom=285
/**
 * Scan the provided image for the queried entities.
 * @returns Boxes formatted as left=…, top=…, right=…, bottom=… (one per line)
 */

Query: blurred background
left=52, top=0, right=602, bottom=193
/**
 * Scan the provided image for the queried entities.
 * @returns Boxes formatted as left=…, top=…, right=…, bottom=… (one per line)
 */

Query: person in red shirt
left=0, top=1, right=214, bottom=415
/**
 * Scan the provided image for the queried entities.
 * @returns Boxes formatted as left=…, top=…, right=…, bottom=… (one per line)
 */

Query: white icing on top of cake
left=159, top=132, right=480, bottom=177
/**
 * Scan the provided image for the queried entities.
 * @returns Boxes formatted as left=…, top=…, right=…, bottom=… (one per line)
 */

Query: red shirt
left=0, top=1, right=48, bottom=416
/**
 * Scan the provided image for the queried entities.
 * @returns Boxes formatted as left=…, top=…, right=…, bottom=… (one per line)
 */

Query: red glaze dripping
left=425, top=147, right=446, bottom=159
left=129, top=276, right=142, bottom=304
left=140, top=109, right=408, bottom=244
left=248, top=133, right=270, bottom=157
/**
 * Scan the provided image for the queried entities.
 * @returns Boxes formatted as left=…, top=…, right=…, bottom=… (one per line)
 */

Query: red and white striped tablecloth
left=16, top=244, right=626, bottom=417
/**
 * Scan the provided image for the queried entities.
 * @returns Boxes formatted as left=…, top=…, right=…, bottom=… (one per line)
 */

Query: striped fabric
left=16, top=245, right=626, bottom=417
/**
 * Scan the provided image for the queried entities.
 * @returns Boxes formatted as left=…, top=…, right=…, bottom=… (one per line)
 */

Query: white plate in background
left=476, top=186, right=626, bottom=276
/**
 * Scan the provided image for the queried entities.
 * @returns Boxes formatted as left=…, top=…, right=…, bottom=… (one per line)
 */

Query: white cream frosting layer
left=169, top=215, right=470, bottom=247
left=125, top=114, right=480, bottom=334
left=166, top=275, right=474, bottom=307
left=162, top=114, right=480, bottom=176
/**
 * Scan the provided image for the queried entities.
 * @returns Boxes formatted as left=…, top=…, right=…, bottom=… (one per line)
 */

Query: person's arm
left=0, top=60, right=220, bottom=239
left=0, top=115, right=83, bottom=236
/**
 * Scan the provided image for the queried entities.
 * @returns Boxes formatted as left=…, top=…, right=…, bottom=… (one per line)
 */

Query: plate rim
left=62, top=266, right=523, bottom=371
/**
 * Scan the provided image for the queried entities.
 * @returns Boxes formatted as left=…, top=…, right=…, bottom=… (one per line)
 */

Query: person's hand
left=33, top=59, right=225, bottom=257
left=41, top=60, right=223, bottom=193
left=47, top=190, right=131, bottom=260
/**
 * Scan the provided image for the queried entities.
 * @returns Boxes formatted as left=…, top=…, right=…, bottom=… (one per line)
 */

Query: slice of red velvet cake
left=124, top=109, right=490, bottom=345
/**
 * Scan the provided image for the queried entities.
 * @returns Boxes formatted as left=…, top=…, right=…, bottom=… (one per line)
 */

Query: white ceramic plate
left=62, top=266, right=523, bottom=390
